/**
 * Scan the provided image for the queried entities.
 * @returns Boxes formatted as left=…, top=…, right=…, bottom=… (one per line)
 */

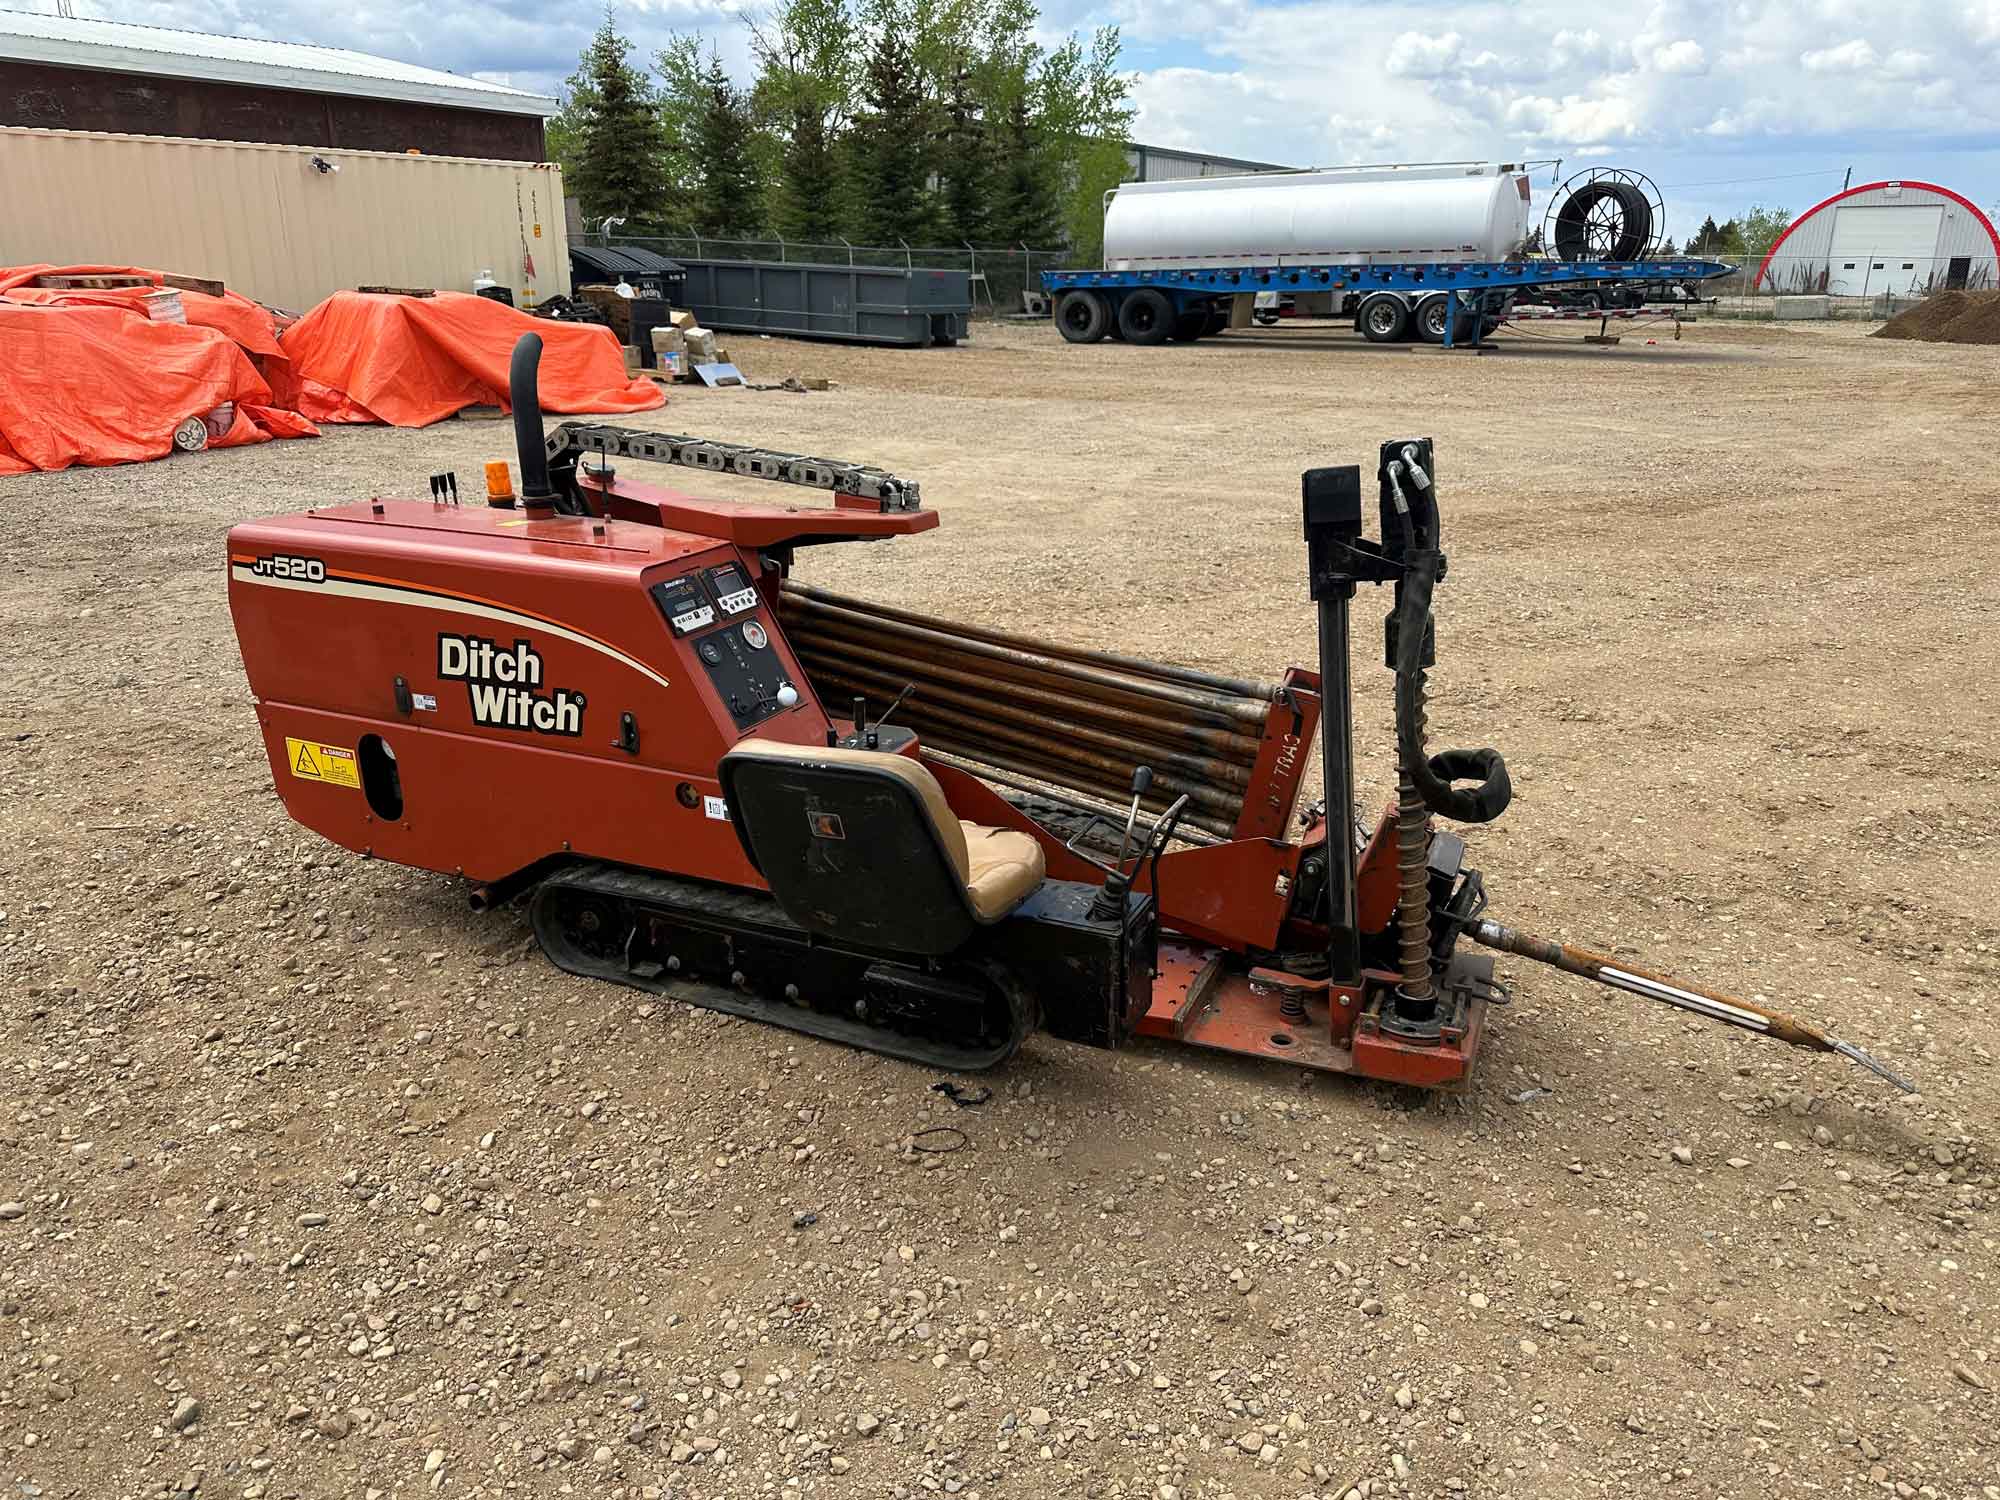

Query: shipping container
left=0, top=126, right=569, bottom=312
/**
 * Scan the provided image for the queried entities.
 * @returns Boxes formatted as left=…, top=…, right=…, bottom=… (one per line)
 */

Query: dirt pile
left=1871, top=288, right=2000, bottom=343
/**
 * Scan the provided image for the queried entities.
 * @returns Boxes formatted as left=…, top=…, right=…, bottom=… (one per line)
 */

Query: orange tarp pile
left=269, top=290, right=665, bottom=427
left=0, top=264, right=315, bottom=474
left=1, top=269, right=666, bottom=477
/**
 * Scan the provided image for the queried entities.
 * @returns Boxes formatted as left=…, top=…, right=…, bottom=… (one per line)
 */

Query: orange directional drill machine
left=225, top=335, right=1912, bottom=1092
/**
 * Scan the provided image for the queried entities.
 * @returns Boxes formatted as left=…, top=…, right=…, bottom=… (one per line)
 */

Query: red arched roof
left=1752, top=180, right=2000, bottom=288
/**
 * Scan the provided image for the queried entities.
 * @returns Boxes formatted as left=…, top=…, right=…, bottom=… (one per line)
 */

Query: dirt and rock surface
left=2, top=316, right=1996, bottom=1500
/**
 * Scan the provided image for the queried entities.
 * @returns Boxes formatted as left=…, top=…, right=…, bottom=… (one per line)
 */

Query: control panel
left=650, top=565, right=801, bottom=730
left=704, top=562, right=760, bottom=617
left=651, top=574, right=715, bottom=637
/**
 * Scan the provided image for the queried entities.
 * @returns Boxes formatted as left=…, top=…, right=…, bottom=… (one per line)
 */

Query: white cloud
left=1550, top=28, right=1615, bottom=70
left=1384, top=30, right=1467, bottom=78
left=1882, top=48, right=1935, bottom=76
left=1504, top=92, right=1642, bottom=141
left=1648, top=39, right=1708, bottom=74
left=1801, top=39, right=1879, bottom=71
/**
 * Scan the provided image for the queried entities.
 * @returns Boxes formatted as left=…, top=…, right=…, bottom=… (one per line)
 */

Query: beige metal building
left=0, top=13, right=566, bottom=310
left=1, top=126, right=569, bottom=312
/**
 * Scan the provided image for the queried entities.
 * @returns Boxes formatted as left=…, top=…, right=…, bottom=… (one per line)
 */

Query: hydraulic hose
left=1391, top=552, right=1512, bottom=824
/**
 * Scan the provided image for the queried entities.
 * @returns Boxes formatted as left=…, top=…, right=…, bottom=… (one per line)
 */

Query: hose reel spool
left=1546, top=168, right=1666, bottom=262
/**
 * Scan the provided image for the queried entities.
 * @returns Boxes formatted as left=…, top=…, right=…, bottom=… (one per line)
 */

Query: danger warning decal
left=438, top=633, right=586, bottom=737
left=287, top=737, right=360, bottom=789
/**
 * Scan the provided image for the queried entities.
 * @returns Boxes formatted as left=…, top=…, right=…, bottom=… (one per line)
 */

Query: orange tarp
left=269, top=290, right=665, bottom=427
left=0, top=264, right=287, bottom=359
left=0, top=303, right=315, bottom=475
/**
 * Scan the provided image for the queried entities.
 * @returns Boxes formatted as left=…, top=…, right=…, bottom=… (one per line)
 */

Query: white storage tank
left=1103, top=164, right=1533, bottom=270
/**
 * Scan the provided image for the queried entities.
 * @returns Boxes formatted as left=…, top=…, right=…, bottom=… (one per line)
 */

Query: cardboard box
left=683, top=327, right=719, bottom=363
left=622, top=344, right=641, bottom=373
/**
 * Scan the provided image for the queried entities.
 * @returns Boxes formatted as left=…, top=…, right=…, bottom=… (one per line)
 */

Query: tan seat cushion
left=728, top=739, right=1043, bottom=922
left=959, top=821, right=1047, bottom=922
left=728, top=738, right=968, bottom=874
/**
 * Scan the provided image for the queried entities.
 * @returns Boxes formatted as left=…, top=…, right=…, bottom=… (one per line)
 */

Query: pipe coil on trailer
left=1549, top=172, right=1661, bottom=262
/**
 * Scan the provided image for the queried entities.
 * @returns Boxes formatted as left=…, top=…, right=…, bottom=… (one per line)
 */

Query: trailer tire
left=1117, top=288, right=1175, bottom=345
left=1450, top=306, right=1503, bottom=344
left=1055, top=291, right=1111, bottom=344
left=1413, top=296, right=1450, bottom=343
left=1169, top=311, right=1207, bottom=342
left=1358, top=293, right=1411, bottom=343
left=1203, top=309, right=1230, bottom=336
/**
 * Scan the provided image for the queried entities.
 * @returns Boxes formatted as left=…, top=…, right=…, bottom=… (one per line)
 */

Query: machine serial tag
left=704, top=795, right=729, bottom=821
left=286, top=737, right=360, bottom=789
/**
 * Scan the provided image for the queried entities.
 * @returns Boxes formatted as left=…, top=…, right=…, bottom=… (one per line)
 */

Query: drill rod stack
left=779, top=583, right=1281, bottom=839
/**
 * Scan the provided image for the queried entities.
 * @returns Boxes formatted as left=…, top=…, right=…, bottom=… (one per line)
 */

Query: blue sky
left=93, top=0, right=2000, bottom=244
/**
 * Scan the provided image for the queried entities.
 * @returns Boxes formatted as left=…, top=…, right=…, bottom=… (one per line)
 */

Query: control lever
left=1082, top=768, right=1154, bottom=922
left=1112, top=766, right=1152, bottom=875
left=849, top=684, right=915, bottom=749
left=873, top=683, right=916, bottom=733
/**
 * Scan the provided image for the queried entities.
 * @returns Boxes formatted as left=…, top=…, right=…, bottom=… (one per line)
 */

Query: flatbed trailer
left=1040, top=258, right=1735, bottom=349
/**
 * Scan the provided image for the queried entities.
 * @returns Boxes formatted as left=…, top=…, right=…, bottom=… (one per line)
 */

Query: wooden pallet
left=32, top=271, right=225, bottom=296
left=33, top=273, right=151, bottom=290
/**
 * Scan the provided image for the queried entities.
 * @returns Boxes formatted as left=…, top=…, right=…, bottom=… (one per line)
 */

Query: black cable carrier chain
left=545, top=421, right=923, bottom=511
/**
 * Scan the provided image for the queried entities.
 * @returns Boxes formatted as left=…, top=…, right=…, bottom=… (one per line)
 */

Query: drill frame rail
left=546, top=422, right=923, bottom=511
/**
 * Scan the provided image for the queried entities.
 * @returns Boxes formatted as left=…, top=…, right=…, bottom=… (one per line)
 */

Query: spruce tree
left=936, top=69, right=991, bottom=244
left=749, top=0, right=856, bottom=244
left=851, top=24, right=935, bottom=244
left=565, top=11, right=671, bottom=225
left=991, top=93, right=1059, bottom=246
left=692, top=53, right=767, bottom=239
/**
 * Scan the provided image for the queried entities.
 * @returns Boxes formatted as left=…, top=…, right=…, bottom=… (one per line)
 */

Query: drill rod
left=1470, top=919, right=1917, bottom=1094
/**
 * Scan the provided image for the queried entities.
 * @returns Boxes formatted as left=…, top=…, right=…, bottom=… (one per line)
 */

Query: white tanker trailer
left=1047, top=161, right=1589, bottom=346
left=1104, top=164, right=1533, bottom=273
left=1042, top=159, right=1727, bottom=348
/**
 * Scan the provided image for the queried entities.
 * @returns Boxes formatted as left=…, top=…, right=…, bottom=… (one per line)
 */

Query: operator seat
left=719, top=739, right=1046, bottom=955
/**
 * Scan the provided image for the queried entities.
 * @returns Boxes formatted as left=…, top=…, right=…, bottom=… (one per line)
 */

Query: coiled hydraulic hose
left=1385, top=456, right=1512, bottom=826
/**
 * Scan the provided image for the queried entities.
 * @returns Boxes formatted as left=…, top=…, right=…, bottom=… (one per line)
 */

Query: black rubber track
left=529, top=864, right=1036, bottom=1071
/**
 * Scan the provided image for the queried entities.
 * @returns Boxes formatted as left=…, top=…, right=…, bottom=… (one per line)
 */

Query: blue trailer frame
left=1040, top=258, right=1735, bottom=348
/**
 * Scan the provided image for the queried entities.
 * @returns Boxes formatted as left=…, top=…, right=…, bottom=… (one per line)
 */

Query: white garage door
left=1825, top=204, right=1944, bottom=294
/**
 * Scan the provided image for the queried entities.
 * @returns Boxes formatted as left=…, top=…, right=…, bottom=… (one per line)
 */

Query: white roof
left=0, top=9, right=554, bottom=117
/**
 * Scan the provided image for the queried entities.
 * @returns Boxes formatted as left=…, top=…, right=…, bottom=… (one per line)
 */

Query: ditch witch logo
left=437, top=633, right=585, bottom=737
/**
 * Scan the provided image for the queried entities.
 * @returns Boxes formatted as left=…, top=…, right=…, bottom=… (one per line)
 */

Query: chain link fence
left=584, top=235, right=1992, bottom=323
left=590, top=234, right=1075, bottom=317
left=1672, top=251, right=1994, bottom=301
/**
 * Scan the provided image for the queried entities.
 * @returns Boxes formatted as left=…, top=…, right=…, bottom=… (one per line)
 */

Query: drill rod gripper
left=1469, top=919, right=1917, bottom=1094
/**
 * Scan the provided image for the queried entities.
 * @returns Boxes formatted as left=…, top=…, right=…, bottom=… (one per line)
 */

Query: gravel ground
left=1, top=315, right=1996, bottom=1500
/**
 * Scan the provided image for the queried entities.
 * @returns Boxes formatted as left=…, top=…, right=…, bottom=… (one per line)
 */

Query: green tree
left=989, top=93, right=1059, bottom=245
left=654, top=35, right=712, bottom=225
left=690, top=50, right=767, bottom=239
left=1739, top=204, right=1792, bottom=258
left=750, top=0, right=857, bottom=241
left=849, top=10, right=937, bottom=243
left=561, top=11, right=673, bottom=227
left=935, top=68, right=992, bottom=242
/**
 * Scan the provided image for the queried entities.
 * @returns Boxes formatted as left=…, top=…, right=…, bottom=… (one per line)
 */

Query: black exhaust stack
left=509, top=332, right=556, bottom=510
